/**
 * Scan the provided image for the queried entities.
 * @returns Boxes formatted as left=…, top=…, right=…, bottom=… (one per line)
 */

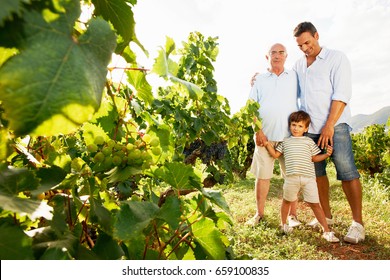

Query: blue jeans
left=306, top=123, right=360, bottom=181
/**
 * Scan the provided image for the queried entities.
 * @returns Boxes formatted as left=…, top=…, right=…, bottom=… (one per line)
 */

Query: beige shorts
left=250, top=141, right=285, bottom=179
left=283, top=175, right=319, bottom=203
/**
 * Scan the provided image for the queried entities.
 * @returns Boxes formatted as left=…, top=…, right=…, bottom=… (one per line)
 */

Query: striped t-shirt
left=276, top=136, right=321, bottom=177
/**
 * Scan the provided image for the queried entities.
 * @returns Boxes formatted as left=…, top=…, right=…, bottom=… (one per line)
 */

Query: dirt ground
left=319, top=243, right=377, bottom=260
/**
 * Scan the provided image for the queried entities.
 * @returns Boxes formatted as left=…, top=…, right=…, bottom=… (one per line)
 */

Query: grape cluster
left=183, top=139, right=228, bottom=164
left=201, top=141, right=227, bottom=164
left=86, top=135, right=161, bottom=171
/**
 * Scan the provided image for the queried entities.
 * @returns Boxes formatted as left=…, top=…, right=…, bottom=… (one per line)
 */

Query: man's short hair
left=293, top=22, right=317, bottom=37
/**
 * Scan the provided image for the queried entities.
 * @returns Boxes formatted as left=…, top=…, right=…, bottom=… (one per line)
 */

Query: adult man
left=293, top=21, right=364, bottom=243
left=246, top=43, right=300, bottom=227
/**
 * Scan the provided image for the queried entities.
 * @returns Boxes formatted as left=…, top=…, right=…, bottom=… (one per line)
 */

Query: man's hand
left=318, top=124, right=334, bottom=149
left=318, top=100, right=346, bottom=148
left=250, top=72, right=259, bottom=87
left=255, top=130, right=268, bottom=146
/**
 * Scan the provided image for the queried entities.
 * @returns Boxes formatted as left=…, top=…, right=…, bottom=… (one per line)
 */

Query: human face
left=290, top=121, right=308, bottom=137
left=295, top=31, right=321, bottom=58
left=266, top=44, right=287, bottom=70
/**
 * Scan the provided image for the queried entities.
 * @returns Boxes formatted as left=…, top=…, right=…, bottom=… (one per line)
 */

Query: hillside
left=350, top=106, right=390, bottom=132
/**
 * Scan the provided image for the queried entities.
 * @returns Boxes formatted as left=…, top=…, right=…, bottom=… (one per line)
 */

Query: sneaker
left=281, top=224, right=293, bottom=234
left=322, top=231, right=340, bottom=243
left=344, top=221, right=365, bottom=244
left=288, top=215, right=302, bottom=228
left=307, top=217, right=334, bottom=228
left=245, top=215, right=262, bottom=226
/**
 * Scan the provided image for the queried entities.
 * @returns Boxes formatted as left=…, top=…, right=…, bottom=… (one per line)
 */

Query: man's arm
left=318, top=100, right=346, bottom=149
left=319, top=51, right=351, bottom=149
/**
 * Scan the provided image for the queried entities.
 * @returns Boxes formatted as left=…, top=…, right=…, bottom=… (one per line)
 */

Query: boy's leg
left=289, top=199, right=299, bottom=217
left=281, top=175, right=300, bottom=230
left=307, top=202, right=330, bottom=232
left=278, top=156, right=300, bottom=219
left=281, top=199, right=291, bottom=226
left=309, top=202, right=340, bottom=243
left=306, top=133, right=333, bottom=220
left=302, top=176, right=334, bottom=229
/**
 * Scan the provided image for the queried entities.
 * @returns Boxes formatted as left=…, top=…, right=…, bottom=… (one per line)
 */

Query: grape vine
left=0, top=0, right=259, bottom=260
left=352, top=122, right=390, bottom=177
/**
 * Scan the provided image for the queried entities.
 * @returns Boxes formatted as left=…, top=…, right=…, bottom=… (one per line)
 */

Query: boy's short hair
left=289, top=111, right=311, bottom=128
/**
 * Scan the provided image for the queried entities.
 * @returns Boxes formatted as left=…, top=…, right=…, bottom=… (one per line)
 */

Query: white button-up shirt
left=249, top=70, right=299, bottom=141
left=293, top=47, right=352, bottom=134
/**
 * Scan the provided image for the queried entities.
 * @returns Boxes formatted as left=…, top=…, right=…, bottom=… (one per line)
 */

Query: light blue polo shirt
left=248, top=69, right=299, bottom=141
left=293, top=47, right=352, bottom=134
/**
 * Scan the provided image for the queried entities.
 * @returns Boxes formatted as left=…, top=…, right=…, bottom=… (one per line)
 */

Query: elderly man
left=246, top=43, right=300, bottom=227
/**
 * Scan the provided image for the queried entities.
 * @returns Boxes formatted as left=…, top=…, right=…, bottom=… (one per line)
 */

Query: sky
left=129, top=0, right=390, bottom=116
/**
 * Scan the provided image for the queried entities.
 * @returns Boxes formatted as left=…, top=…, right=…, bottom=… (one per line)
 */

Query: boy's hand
left=326, top=145, right=333, bottom=156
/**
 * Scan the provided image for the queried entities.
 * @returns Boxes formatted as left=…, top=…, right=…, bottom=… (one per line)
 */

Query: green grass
left=217, top=165, right=390, bottom=260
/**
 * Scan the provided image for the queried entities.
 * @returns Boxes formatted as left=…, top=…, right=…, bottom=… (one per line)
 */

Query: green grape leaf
left=152, top=45, right=203, bottom=100
left=201, top=130, right=218, bottom=146
left=122, top=236, right=148, bottom=260
left=89, top=197, right=113, bottom=233
left=29, top=226, right=78, bottom=258
left=120, top=44, right=137, bottom=64
left=90, top=100, right=119, bottom=137
left=40, top=247, right=73, bottom=260
left=148, top=123, right=172, bottom=151
left=0, top=0, right=27, bottom=24
left=0, top=222, right=34, bottom=260
left=114, top=201, right=159, bottom=241
left=0, top=130, right=8, bottom=160
left=165, top=36, right=176, bottom=56
left=159, top=162, right=202, bottom=190
left=152, top=46, right=178, bottom=77
left=0, top=167, right=39, bottom=195
left=81, top=122, right=109, bottom=147
left=74, top=245, right=100, bottom=260
left=156, top=195, right=181, bottom=229
left=201, top=189, right=231, bottom=214
left=0, top=47, right=17, bottom=67
left=215, top=211, right=234, bottom=228
left=0, top=193, right=53, bottom=220
left=191, top=217, right=226, bottom=259
left=171, top=76, right=204, bottom=100
left=92, top=231, right=124, bottom=260
left=0, top=0, right=116, bottom=136
left=106, top=166, right=143, bottom=184
left=92, top=0, right=146, bottom=56
left=127, top=69, right=153, bottom=105
left=31, top=166, right=68, bottom=196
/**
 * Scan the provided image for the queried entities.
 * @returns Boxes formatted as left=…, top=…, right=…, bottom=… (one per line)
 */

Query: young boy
left=265, top=111, right=339, bottom=242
